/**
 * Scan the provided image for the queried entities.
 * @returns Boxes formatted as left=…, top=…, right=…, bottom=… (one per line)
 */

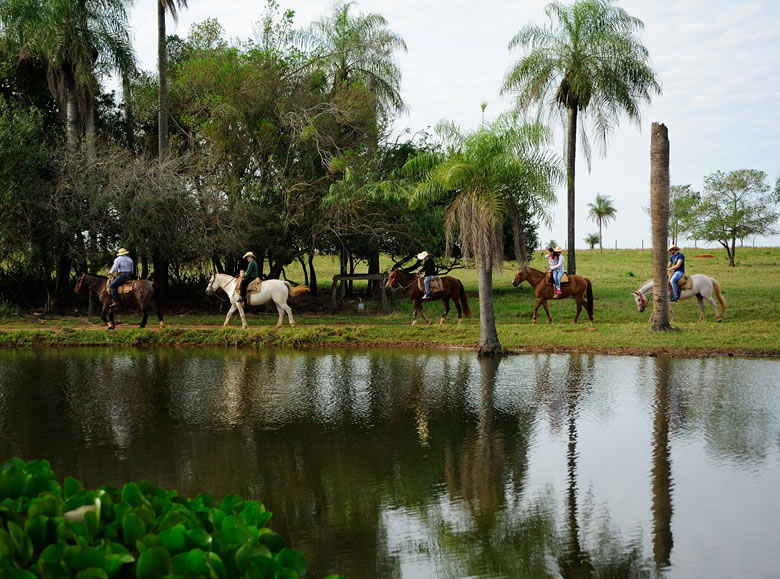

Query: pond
left=1, top=348, right=778, bottom=578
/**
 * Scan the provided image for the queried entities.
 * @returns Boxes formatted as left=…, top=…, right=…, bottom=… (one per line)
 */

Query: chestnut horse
left=512, top=266, right=594, bottom=324
left=75, top=273, right=164, bottom=330
left=385, top=267, right=472, bottom=325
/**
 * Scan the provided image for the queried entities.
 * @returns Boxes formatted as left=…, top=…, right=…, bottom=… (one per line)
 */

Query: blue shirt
left=669, top=252, right=685, bottom=275
left=109, top=255, right=134, bottom=275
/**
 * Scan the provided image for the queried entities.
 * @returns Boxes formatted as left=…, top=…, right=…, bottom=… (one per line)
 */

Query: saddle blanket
left=417, top=276, right=443, bottom=293
left=105, top=280, right=136, bottom=295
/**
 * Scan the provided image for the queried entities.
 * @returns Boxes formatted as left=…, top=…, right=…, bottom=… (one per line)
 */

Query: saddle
left=545, top=272, right=570, bottom=286
left=417, top=275, right=443, bottom=293
left=105, top=279, right=136, bottom=295
left=668, top=274, right=693, bottom=292
left=234, top=277, right=262, bottom=300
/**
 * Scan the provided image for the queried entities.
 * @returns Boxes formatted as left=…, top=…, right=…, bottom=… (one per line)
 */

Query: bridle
left=512, top=266, right=527, bottom=287
left=634, top=290, right=646, bottom=308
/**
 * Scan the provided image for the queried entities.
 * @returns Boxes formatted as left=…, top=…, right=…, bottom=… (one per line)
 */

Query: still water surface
left=1, top=348, right=778, bottom=578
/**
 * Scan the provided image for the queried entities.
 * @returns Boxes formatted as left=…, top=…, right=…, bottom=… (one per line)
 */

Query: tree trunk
left=66, top=88, right=79, bottom=155
left=308, top=251, right=318, bottom=296
left=158, top=0, right=168, bottom=161
left=650, top=122, right=672, bottom=331
left=729, top=236, right=736, bottom=266
left=652, top=358, right=674, bottom=567
left=123, top=76, right=135, bottom=153
left=476, top=258, right=501, bottom=354
left=53, top=252, right=72, bottom=315
left=598, top=220, right=603, bottom=253
left=566, top=106, right=578, bottom=274
left=152, top=256, right=169, bottom=306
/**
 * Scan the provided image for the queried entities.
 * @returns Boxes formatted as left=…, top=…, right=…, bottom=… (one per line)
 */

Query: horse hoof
left=439, top=318, right=445, bottom=325
left=427, top=320, right=433, bottom=326
left=290, top=322, right=296, bottom=328
left=160, top=322, right=165, bottom=329
left=411, top=320, right=417, bottom=326
left=457, top=319, right=463, bottom=325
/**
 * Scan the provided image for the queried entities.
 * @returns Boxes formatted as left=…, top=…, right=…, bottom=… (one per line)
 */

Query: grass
left=1, top=247, right=778, bottom=356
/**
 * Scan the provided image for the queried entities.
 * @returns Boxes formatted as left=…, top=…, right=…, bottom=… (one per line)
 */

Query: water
left=1, top=348, right=778, bottom=578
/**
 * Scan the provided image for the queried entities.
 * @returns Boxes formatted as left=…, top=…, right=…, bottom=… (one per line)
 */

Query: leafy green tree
left=668, top=184, right=699, bottom=246
left=583, top=233, right=599, bottom=249
left=502, top=0, right=661, bottom=274
left=157, top=0, right=188, bottom=160
left=689, top=169, right=779, bottom=266
left=405, top=116, right=562, bottom=353
left=586, top=193, right=616, bottom=252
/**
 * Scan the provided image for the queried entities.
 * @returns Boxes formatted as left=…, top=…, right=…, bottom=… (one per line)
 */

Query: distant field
left=1, top=247, right=778, bottom=356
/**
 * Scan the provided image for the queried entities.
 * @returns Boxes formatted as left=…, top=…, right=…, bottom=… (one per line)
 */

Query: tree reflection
left=651, top=358, right=674, bottom=570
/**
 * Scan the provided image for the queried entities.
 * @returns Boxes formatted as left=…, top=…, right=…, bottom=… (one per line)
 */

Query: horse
left=205, top=273, right=309, bottom=329
left=512, top=265, right=594, bottom=324
left=632, top=274, right=726, bottom=322
left=74, top=273, right=164, bottom=330
left=385, top=267, right=472, bottom=325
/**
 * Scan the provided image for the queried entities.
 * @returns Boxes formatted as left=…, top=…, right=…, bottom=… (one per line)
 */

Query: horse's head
left=74, top=273, right=86, bottom=295
left=385, top=269, right=397, bottom=288
left=205, top=272, right=218, bottom=296
left=632, top=290, right=646, bottom=312
left=512, top=267, right=527, bottom=287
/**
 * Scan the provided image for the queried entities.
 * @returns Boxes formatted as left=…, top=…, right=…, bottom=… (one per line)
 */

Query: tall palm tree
left=158, top=0, right=187, bottom=161
left=502, top=0, right=661, bottom=274
left=405, top=116, right=562, bottom=353
left=294, top=1, right=407, bottom=119
left=650, top=122, right=671, bottom=330
left=586, top=193, right=617, bottom=252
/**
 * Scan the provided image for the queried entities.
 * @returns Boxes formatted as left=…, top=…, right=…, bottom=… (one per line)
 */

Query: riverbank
left=1, top=247, right=778, bottom=357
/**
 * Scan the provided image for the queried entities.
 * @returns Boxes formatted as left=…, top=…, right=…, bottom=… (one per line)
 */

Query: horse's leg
left=101, top=303, right=114, bottom=329
left=416, top=297, right=432, bottom=325
left=532, top=299, right=545, bottom=324
left=702, top=293, right=721, bottom=322
left=439, top=298, right=450, bottom=325
left=542, top=301, right=552, bottom=324
left=237, top=302, right=248, bottom=329
left=152, top=298, right=165, bottom=329
left=411, top=299, right=419, bottom=326
left=139, top=303, right=149, bottom=329
left=573, top=296, right=583, bottom=324
left=223, top=302, right=237, bottom=327
left=453, top=296, right=464, bottom=325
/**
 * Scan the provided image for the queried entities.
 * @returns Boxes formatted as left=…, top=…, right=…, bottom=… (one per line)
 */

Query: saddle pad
left=417, top=276, right=443, bottom=293
left=546, top=272, right=570, bottom=285
left=105, top=280, right=135, bottom=295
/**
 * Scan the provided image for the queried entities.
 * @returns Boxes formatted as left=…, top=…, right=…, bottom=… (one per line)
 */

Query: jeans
left=110, top=274, right=130, bottom=302
left=424, top=275, right=434, bottom=295
left=670, top=270, right=683, bottom=299
left=552, top=270, right=563, bottom=291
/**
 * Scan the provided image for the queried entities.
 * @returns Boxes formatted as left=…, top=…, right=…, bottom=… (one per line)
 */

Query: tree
left=668, top=184, right=699, bottom=245
left=583, top=233, right=599, bottom=249
left=650, top=122, right=671, bottom=331
left=586, top=193, right=616, bottom=252
left=405, top=116, right=562, bottom=354
left=689, top=169, right=779, bottom=267
left=158, top=0, right=187, bottom=161
left=502, top=0, right=661, bottom=274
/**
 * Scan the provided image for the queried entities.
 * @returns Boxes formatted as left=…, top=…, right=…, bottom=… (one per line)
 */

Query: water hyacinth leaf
left=0, top=528, right=15, bottom=557
left=24, top=515, right=51, bottom=552
left=235, top=542, right=274, bottom=572
left=0, top=566, right=36, bottom=579
left=256, top=511, right=272, bottom=529
left=120, top=483, right=147, bottom=509
left=257, top=530, right=285, bottom=553
left=74, top=568, right=109, bottom=578
left=8, top=521, right=33, bottom=565
left=185, top=526, right=212, bottom=550
left=245, top=556, right=281, bottom=578
left=104, top=552, right=135, bottom=576
left=0, top=467, right=25, bottom=500
left=30, top=493, right=63, bottom=518
left=84, top=508, right=100, bottom=541
left=220, top=515, right=252, bottom=546
left=136, top=546, right=171, bottom=579
left=64, top=477, right=85, bottom=499
left=64, top=546, right=108, bottom=574
left=39, top=543, right=66, bottom=562
left=23, top=473, right=51, bottom=498
left=220, top=495, right=244, bottom=515
left=239, top=501, right=262, bottom=527
left=36, top=560, right=71, bottom=577
left=206, top=551, right=227, bottom=578
left=196, top=492, right=219, bottom=509
left=158, top=524, right=187, bottom=554
left=121, top=512, right=146, bottom=549
left=171, top=548, right=209, bottom=575
left=276, top=548, right=307, bottom=577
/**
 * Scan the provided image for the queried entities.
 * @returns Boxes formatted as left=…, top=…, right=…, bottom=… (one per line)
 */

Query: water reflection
left=0, top=349, right=778, bottom=578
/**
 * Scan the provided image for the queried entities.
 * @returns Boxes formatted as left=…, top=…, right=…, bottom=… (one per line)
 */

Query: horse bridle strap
left=634, top=290, right=646, bottom=307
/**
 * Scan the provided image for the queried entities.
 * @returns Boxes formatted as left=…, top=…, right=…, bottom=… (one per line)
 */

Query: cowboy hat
left=243, top=251, right=255, bottom=259
left=668, top=244, right=679, bottom=251
left=417, top=251, right=430, bottom=260
left=553, top=246, right=563, bottom=253
left=116, top=248, right=129, bottom=256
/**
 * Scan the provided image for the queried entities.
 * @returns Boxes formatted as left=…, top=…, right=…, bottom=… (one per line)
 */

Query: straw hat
left=116, top=248, right=129, bottom=256
left=668, top=244, right=679, bottom=252
left=417, top=251, right=430, bottom=260
left=553, top=246, right=563, bottom=253
left=243, top=251, right=255, bottom=259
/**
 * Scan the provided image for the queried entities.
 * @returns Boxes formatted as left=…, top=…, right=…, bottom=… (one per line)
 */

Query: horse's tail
left=585, top=277, right=594, bottom=318
left=459, top=280, right=473, bottom=318
left=711, top=277, right=726, bottom=316
left=286, top=282, right=310, bottom=297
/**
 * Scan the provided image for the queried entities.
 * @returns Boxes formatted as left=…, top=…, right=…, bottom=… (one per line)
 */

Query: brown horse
left=385, top=267, right=472, bottom=325
left=75, top=273, right=165, bottom=330
left=512, top=266, right=594, bottom=324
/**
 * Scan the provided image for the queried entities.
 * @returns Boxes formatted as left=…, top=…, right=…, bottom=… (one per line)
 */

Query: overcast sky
left=126, top=0, right=780, bottom=250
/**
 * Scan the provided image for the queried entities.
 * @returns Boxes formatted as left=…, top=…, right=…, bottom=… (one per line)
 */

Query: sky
left=125, top=0, right=780, bottom=250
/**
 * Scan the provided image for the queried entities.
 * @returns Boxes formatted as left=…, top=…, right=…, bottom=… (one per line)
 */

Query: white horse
left=205, top=273, right=309, bottom=329
left=632, top=274, right=726, bottom=322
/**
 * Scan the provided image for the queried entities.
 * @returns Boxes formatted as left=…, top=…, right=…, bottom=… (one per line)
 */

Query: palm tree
left=583, top=233, right=599, bottom=249
left=158, top=0, right=188, bottom=161
left=586, top=193, right=617, bottom=252
left=502, top=0, right=661, bottom=274
left=294, top=1, right=407, bottom=119
left=405, top=116, right=562, bottom=353
left=650, top=122, right=671, bottom=330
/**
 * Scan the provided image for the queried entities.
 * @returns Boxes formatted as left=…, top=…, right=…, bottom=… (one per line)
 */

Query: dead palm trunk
left=158, top=0, right=168, bottom=161
left=566, top=106, right=577, bottom=274
left=652, top=358, right=674, bottom=568
left=650, top=122, right=671, bottom=331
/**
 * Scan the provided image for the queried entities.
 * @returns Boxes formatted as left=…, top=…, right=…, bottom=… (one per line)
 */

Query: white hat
left=417, top=251, right=429, bottom=260
left=553, top=246, right=563, bottom=253
left=243, top=251, right=255, bottom=259
left=116, top=248, right=129, bottom=256
left=668, top=244, right=679, bottom=251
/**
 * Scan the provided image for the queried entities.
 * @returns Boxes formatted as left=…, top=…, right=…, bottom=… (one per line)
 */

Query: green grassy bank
left=1, top=247, right=778, bottom=356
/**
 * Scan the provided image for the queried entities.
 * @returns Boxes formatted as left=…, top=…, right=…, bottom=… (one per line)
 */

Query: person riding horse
left=108, top=248, right=135, bottom=308
left=417, top=251, right=437, bottom=300
left=667, top=244, right=685, bottom=302
left=546, top=246, right=565, bottom=297
left=237, top=251, right=259, bottom=303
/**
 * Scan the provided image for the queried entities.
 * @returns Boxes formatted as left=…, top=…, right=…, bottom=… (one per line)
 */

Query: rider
left=546, top=246, right=565, bottom=297
left=237, top=251, right=259, bottom=303
left=417, top=251, right=437, bottom=300
left=667, top=244, right=685, bottom=302
left=108, top=248, right=134, bottom=308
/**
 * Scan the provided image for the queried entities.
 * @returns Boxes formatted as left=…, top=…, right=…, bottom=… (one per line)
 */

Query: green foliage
left=0, top=458, right=315, bottom=578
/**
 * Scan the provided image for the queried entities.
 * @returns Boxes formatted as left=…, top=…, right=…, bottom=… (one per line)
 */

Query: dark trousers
left=110, top=274, right=131, bottom=302
left=240, top=277, right=256, bottom=300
